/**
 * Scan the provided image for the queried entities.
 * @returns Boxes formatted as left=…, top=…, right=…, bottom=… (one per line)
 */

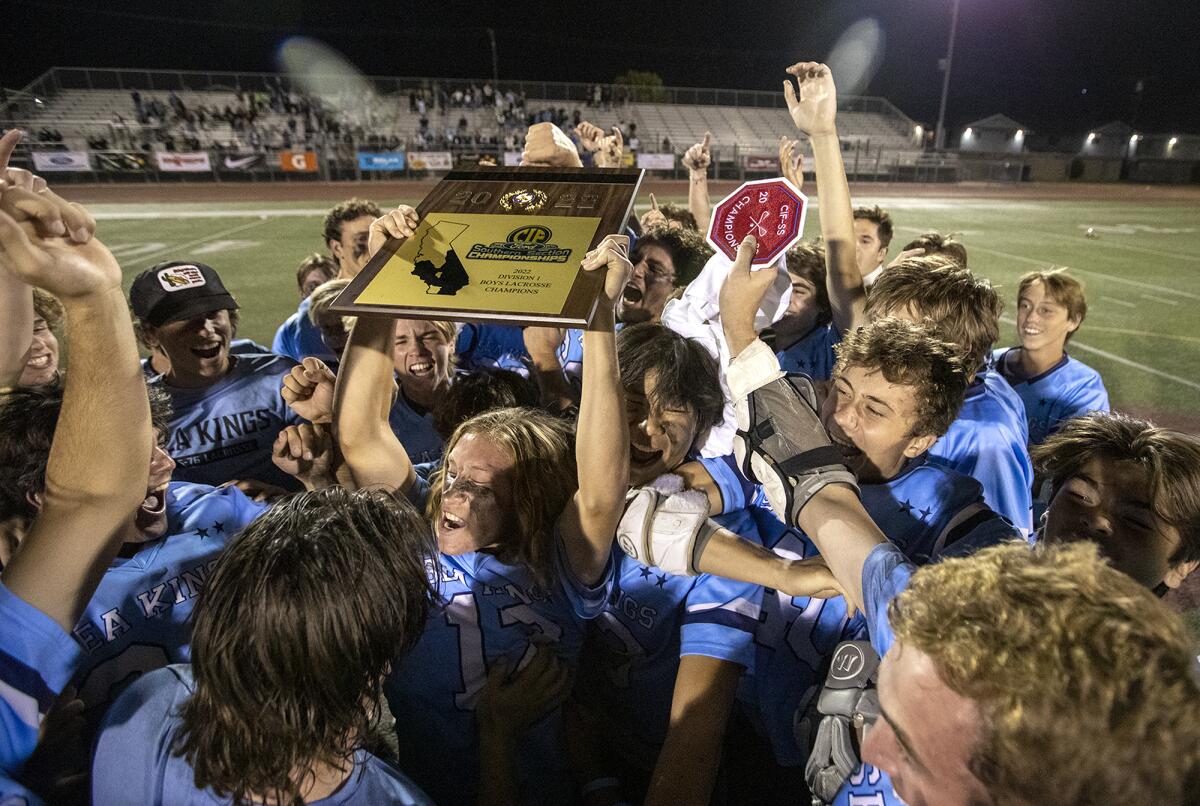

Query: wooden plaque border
left=333, top=166, right=644, bottom=327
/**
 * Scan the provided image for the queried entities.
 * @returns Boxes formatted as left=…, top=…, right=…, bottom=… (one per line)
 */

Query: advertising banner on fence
left=32, top=151, right=90, bottom=172
left=743, top=154, right=813, bottom=172
left=358, top=152, right=406, bottom=171
left=503, top=151, right=523, bottom=166
left=222, top=153, right=266, bottom=171
left=636, top=153, right=675, bottom=170
left=156, top=152, right=211, bottom=172
left=407, top=151, right=454, bottom=171
left=281, top=151, right=318, bottom=172
left=96, top=152, right=147, bottom=172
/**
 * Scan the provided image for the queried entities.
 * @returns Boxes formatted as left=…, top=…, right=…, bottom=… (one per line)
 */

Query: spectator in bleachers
left=273, top=198, right=381, bottom=363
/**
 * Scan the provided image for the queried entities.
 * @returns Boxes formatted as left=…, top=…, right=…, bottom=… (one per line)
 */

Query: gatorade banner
left=280, top=151, right=318, bottom=172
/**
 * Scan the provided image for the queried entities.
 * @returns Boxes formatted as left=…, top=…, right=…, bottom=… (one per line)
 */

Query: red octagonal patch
left=706, top=177, right=808, bottom=266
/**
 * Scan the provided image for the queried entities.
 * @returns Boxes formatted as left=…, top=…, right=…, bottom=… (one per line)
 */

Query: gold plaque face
left=334, top=166, right=644, bottom=327
left=353, top=213, right=602, bottom=316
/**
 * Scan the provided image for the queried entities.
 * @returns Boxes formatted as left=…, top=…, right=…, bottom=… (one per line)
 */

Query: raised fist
left=581, top=234, right=634, bottom=314
left=280, top=357, right=337, bottom=423
left=521, top=122, right=583, bottom=168
left=682, top=132, right=712, bottom=173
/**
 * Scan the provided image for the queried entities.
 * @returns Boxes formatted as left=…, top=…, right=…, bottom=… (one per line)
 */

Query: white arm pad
left=616, top=479, right=718, bottom=577
left=726, top=338, right=786, bottom=402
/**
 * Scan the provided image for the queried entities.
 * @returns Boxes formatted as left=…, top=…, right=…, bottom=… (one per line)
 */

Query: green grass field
left=89, top=193, right=1200, bottom=431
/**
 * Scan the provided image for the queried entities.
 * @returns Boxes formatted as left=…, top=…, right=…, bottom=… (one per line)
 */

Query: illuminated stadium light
left=1086, top=132, right=1097, bottom=142
left=1168, top=136, right=1179, bottom=147
left=964, top=127, right=973, bottom=136
left=1015, top=129, right=1024, bottom=137
left=1129, top=133, right=1140, bottom=143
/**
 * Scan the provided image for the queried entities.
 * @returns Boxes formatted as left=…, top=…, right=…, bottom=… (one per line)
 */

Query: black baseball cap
left=129, top=261, right=239, bottom=327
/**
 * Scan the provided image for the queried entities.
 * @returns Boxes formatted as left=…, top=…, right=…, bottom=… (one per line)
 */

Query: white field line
left=1000, top=315, right=1200, bottom=392
left=130, top=219, right=269, bottom=268
left=1023, top=226, right=1200, bottom=263
left=1085, top=325, right=1200, bottom=344
left=1140, top=294, right=1179, bottom=306
left=92, top=208, right=330, bottom=220
left=1099, top=296, right=1137, bottom=309
left=899, top=228, right=1200, bottom=303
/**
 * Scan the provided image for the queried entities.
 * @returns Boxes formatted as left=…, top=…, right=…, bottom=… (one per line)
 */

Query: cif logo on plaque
left=508, top=225, right=551, bottom=244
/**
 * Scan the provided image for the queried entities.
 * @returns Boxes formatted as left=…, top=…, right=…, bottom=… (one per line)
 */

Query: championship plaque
left=333, top=166, right=644, bottom=326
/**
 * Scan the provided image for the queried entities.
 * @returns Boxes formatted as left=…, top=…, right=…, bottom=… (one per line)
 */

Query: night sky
left=4, top=0, right=1198, bottom=139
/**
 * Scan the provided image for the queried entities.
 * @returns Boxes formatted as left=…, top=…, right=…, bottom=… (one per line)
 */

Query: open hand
left=592, top=126, right=624, bottom=168
left=779, top=136, right=804, bottom=191
left=783, top=62, right=838, bottom=138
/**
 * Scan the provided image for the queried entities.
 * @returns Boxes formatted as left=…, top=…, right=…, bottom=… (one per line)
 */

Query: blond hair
left=891, top=541, right=1200, bottom=805
left=866, top=256, right=1002, bottom=371
left=1018, top=268, right=1087, bottom=343
left=426, top=407, right=576, bottom=585
left=306, top=279, right=352, bottom=326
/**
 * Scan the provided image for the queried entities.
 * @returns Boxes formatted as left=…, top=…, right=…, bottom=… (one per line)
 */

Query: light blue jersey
left=456, top=323, right=530, bottom=375
left=71, top=482, right=266, bottom=721
left=705, top=456, right=1015, bottom=771
left=0, top=583, right=81, bottom=799
left=992, top=348, right=1110, bottom=446
left=828, top=544, right=915, bottom=806
left=272, top=297, right=338, bottom=363
left=577, top=507, right=764, bottom=753
left=153, top=352, right=302, bottom=491
left=926, top=369, right=1034, bottom=536
left=94, top=665, right=433, bottom=805
left=384, top=529, right=612, bottom=805
left=557, top=328, right=584, bottom=392
left=776, top=323, right=839, bottom=381
left=388, top=391, right=444, bottom=466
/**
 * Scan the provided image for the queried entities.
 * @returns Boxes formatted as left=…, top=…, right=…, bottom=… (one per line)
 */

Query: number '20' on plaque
left=333, top=166, right=643, bottom=327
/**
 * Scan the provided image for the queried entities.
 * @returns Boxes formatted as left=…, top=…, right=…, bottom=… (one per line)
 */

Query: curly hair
left=0, top=383, right=172, bottom=521
left=174, top=487, right=436, bottom=805
left=426, top=407, right=577, bottom=585
left=784, top=238, right=832, bottom=327
left=866, top=256, right=1002, bottom=372
left=635, top=226, right=713, bottom=288
left=322, top=198, right=382, bottom=248
left=833, top=317, right=968, bottom=438
left=655, top=202, right=698, bottom=232
left=890, top=540, right=1200, bottom=806
left=1032, top=411, right=1200, bottom=565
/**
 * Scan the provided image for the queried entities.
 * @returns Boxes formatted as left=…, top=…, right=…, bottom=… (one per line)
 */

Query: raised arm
left=682, top=132, right=713, bottom=228
left=557, top=235, right=632, bottom=585
left=0, top=132, right=36, bottom=387
left=719, top=233, right=883, bottom=612
left=332, top=207, right=419, bottom=495
left=784, top=62, right=864, bottom=332
left=0, top=185, right=151, bottom=631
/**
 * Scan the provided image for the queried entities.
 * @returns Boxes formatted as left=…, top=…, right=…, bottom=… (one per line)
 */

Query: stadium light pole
left=934, top=0, right=961, bottom=150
